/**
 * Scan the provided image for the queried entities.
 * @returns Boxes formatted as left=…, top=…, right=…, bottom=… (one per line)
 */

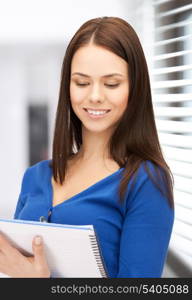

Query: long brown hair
left=50, top=16, right=174, bottom=209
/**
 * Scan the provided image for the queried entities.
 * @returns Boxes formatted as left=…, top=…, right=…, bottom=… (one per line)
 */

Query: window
left=152, top=0, right=192, bottom=276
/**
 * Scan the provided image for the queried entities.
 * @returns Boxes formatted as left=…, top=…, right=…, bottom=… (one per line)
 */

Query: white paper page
left=0, top=219, right=107, bottom=278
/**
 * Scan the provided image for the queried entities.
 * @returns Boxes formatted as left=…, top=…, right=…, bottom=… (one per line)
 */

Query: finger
left=0, top=232, right=17, bottom=255
left=32, top=236, right=47, bottom=266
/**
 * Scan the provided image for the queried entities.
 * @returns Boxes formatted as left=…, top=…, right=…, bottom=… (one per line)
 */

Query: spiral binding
left=89, top=233, right=108, bottom=278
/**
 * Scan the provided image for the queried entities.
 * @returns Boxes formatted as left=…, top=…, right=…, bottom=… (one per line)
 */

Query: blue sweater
left=14, top=159, right=174, bottom=278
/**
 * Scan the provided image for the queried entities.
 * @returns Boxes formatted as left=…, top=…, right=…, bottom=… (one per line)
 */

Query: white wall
left=0, top=54, right=27, bottom=217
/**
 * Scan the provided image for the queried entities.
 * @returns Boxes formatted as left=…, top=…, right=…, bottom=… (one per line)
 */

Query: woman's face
left=70, top=44, right=129, bottom=133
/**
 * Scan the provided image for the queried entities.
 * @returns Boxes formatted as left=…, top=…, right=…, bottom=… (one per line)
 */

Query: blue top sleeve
left=14, top=168, right=31, bottom=219
left=116, top=169, right=174, bottom=277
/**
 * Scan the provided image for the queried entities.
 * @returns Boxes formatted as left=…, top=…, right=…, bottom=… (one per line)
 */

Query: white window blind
left=152, top=0, right=192, bottom=275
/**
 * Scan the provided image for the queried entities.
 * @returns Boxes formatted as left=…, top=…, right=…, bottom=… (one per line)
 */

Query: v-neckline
left=48, top=160, right=124, bottom=209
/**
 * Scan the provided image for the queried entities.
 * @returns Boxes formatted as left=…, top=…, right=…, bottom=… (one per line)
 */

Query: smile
left=83, top=108, right=111, bottom=119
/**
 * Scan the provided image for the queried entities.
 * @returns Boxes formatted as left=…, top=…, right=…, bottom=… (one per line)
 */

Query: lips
left=83, top=107, right=111, bottom=119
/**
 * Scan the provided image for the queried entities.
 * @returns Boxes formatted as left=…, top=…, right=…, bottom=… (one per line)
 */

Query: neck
left=76, top=126, right=113, bottom=163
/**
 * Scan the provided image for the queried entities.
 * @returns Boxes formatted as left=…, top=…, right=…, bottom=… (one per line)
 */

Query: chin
left=82, top=123, right=114, bottom=133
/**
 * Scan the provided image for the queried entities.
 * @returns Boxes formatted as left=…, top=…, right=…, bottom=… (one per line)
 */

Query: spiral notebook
left=0, top=218, right=108, bottom=278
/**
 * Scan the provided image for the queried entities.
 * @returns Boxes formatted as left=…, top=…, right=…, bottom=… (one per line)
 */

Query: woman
left=0, top=16, right=174, bottom=278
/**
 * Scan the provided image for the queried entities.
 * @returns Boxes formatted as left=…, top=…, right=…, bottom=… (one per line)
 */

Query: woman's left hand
left=0, top=233, right=51, bottom=278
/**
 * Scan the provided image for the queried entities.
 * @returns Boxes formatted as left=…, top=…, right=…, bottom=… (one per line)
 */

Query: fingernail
left=35, top=236, right=42, bottom=245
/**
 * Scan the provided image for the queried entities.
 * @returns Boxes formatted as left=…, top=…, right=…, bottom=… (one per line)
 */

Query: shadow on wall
left=162, top=250, right=192, bottom=278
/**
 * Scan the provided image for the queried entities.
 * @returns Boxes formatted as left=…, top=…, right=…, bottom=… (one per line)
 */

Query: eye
left=75, top=82, right=89, bottom=87
left=105, top=83, right=120, bottom=88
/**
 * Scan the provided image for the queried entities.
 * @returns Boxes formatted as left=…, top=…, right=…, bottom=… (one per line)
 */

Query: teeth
left=87, top=109, right=109, bottom=115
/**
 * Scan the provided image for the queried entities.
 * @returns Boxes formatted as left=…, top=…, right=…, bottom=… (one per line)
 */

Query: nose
left=89, top=83, right=104, bottom=103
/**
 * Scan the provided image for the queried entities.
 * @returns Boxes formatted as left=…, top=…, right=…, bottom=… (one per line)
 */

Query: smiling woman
left=1, top=16, right=175, bottom=278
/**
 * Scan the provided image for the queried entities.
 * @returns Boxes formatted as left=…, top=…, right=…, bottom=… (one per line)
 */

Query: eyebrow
left=71, top=72, right=124, bottom=78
